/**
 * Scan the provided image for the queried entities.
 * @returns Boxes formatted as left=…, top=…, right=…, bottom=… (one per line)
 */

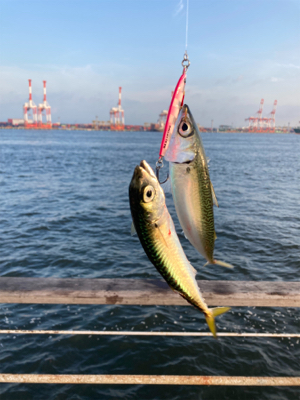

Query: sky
left=0, top=0, right=299, bottom=126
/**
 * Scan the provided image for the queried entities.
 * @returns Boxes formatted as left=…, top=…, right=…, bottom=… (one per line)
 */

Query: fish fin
left=210, top=182, right=219, bottom=207
left=205, top=307, right=231, bottom=338
left=213, top=259, right=234, bottom=269
left=161, top=177, right=171, bottom=194
left=155, top=224, right=169, bottom=248
left=131, top=221, right=137, bottom=236
left=203, top=261, right=209, bottom=268
left=214, top=231, right=217, bottom=240
left=205, top=307, right=230, bottom=338
left=181, top=230, right=188, bottom=239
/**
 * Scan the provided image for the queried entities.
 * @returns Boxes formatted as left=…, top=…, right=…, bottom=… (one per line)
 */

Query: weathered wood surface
left=0, top=374, right=299, bottom=386
left=0, top=278, right=299, bottom=307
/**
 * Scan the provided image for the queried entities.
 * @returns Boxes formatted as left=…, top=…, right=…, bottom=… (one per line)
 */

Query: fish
left=129, top=160, right=230, bottom=337
left=164, top=104, right=234, bottom=269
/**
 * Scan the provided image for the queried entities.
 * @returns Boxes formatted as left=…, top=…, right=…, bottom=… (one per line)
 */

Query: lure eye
left=179, top=120, right=193, bottom=137
left=143, top=185, right=155, bottom=203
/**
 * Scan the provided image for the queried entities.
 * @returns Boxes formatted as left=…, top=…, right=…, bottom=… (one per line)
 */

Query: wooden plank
left=0, top=374, right=299, bottom=386
left=0, top=278, right=299, bottom=307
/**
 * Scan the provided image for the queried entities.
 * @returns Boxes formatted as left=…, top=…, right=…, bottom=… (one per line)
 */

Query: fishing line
left=185, top=0, right=189, bottom=51
left=0, top=329, right=299, bottom=338
left=156, top=0, right=190, bottom=178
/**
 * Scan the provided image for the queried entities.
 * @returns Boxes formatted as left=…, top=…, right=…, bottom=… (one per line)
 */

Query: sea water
left=0, top=129, right=299, bottom=399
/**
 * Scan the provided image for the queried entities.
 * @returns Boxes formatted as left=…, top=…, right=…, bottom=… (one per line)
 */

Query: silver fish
left=165, top=104, right=233, bottom=269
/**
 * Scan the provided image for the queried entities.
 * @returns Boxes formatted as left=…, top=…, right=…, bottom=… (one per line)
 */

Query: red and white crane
left=256, top=98, right=264, bottom=131
left=269, top=100, right=277, bottom=132
left=38, top=81, right=52, bottom=128
left=23, top=79, right=37, bottom=128
left=245, top=99, right=264, bottom=132
left=110, top=87, right=125, bottom=130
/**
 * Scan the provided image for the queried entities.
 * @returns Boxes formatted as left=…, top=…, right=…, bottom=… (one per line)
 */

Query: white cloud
left=276, top=63, right=300, bottom=69
left=270, top=77, right=284, bottom=82
left=174, top=0, right=184, bottom=16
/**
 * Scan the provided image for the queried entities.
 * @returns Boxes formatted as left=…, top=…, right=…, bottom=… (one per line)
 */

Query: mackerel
left=164, top=104, right=233, bottom=269
left=129, top=160, right=230, bottom=337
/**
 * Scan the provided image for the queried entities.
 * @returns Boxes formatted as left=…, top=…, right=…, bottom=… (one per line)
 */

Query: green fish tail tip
left=205, top=307, right=231, bottom=339
left=213, top=259, right=234, bottom=269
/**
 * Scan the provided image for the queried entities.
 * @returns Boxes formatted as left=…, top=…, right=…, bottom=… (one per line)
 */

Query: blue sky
left=0, top=0, right=299, bottom=126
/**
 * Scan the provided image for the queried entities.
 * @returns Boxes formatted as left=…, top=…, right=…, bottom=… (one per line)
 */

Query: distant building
left=219, top=125, right=232, bottom=132
left=8, top=119, right=25, bottom=126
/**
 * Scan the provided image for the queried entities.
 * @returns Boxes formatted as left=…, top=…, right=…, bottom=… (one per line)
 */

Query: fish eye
left=143, top=185, right=155, bottom=203
left=179, top=120, right=193, bottom=137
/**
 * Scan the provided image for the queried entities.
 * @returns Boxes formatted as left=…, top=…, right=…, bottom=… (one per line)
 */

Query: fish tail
left=213, top=259, right=234, bottom=269
left=203, top=259, right=234, bottom=269
left=205, top=307, right=231, bottom=338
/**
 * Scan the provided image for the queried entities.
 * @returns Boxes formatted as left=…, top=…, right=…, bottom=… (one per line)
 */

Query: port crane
left=23, top=79, right=37, bottom=128
left=110, top=87, right=124, bottom=130
left=38, top=81, right=52, bottom=129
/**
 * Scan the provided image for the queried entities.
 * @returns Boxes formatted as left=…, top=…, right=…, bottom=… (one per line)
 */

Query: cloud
left=174, top=0, right=184, bottom=16
left=271, top=77, right=284, bottom=82
left=235, top=75, right=244, bottom=82
left=214, top=75, right=244, bottom=86
left=276, top=63, right=300, bottom=69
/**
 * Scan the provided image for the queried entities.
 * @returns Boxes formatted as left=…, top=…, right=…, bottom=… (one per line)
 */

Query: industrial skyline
left=7, top=79, right=295, bottom=132
left=2, top=78, right=298, bottom=133
left=0, top=0, right=299, bottom=126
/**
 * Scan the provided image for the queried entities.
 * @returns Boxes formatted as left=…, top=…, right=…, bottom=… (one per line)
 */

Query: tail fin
left=213, top=259, right=234, bottom=269
left=205, top=307, right=231, bottom=338
left=203, top=259, right=234, bottom=269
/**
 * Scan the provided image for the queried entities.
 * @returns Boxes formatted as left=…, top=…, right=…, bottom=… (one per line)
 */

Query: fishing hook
left=156, top=158, right=169, bottom=184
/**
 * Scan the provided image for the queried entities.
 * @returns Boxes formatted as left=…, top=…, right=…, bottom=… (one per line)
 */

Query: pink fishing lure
left=159, top=70, right=187, bottom=158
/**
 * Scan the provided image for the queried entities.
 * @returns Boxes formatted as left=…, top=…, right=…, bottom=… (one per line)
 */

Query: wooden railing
left=0, top=277, right=299, bottom=386
left=0, top=277, right=299, bottom=307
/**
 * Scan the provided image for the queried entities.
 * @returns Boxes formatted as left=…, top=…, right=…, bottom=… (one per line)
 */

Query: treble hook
left=156, top=157, right=169, bottom=184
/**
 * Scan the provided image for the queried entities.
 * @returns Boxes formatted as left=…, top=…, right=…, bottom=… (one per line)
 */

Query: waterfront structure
left=154, top=110, right=168, bottom=131
left=23, top=79, right=37, bottom=128
left=245, top=99, right=277, bottom=133
left=38, top=81, right=52, bottom=129
left=110, top=87, right=125, bottom=130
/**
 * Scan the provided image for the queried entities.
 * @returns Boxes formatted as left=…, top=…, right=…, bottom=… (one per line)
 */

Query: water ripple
left=0, top=130, right=299, bottom=399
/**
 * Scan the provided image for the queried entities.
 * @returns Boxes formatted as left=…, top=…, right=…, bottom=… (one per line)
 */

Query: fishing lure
left=156, top=52, right=190, bottom=182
